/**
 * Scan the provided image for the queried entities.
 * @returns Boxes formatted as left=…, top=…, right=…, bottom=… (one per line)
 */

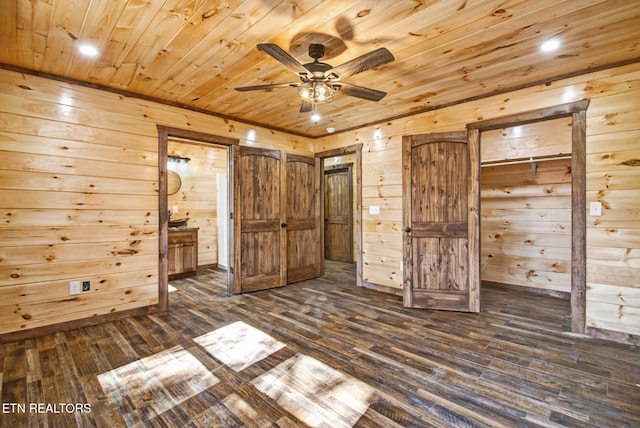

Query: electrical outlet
left=369, top=205, right=380, bottom=215
left=70, top=281, right=80, bottom=295
left=172, top=205, right=179, bottom=213
left=82, top=280, right=90, bottom=292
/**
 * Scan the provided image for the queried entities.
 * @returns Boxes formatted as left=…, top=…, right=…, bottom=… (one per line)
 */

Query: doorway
left=166, top=137, right=228, bottom=278
left=156, top=125, right=238, bottom=311
left=479, top=118, right=573, bottom=297
left=324, top=163, right=353, bottom=263
left=315, top=145, right=363, bottom=286
left=467, top=99, right=589, bottom=333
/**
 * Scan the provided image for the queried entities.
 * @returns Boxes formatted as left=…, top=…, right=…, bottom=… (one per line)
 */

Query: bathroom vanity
left=168, top=227, right=198, bottom=279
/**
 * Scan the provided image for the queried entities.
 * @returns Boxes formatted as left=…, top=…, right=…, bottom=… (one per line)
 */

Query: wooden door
left=324, top=166, right=353, bottom=262
left=286, top=154, right=322, bottom=282
left=402, top=131, right=480, bottom=312
left=232, top=147, right=285, bottom=293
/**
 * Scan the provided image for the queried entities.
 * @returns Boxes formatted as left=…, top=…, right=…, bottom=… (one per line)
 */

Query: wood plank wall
left=0, top=63, right=638, bottom=341
left=361, top=136, right=404, bottom=288
left=314, top=62, right=640, bottom=339
left=167, top=139, right=227, bottom=266
left=481, top=159, right=572, bottom=292
left=0, top=68, right=313, bottom=337
left=480, top=117, right=572, bottom=162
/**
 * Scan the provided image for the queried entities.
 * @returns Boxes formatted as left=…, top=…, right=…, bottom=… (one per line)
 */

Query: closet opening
left=479, top=119, right=573, bottom=300
left=467, top=99, right=589, bottom=333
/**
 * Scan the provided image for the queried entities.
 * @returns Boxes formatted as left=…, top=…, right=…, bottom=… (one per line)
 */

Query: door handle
left=404, top=227, right=411, bottom=233
left=281, top=223, right=287, bottom=228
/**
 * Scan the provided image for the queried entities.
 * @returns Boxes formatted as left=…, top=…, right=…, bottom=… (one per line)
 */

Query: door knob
left=404, top=227, right=411, bottom=233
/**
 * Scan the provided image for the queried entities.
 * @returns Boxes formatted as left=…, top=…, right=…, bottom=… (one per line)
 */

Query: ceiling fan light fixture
left=310, top=101, right=322, bottom=124
left=299, top=81, right=335, bottom=103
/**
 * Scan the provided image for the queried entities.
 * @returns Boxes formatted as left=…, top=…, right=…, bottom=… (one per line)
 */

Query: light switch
left=172, top=205, right=179, bottom=214
left=369, top=205, right=380, bottom=215
left=589, top=201, right=602, bottom=216
left=69, top=281, right=80, bottom=295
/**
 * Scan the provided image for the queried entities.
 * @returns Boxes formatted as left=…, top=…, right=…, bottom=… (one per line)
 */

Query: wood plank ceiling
left=1, top=0, right=639, bottom=138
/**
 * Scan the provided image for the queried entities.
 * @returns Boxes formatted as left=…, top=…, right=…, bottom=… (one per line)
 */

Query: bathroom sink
left=168, top=217, right=189, bottom=228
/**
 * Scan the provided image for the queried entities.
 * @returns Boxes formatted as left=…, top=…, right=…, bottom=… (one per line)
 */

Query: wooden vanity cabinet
left=168, top=228, right=198, bottom=278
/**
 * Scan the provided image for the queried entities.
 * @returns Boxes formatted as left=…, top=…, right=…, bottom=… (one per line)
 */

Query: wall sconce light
left=168, top=155, right=191, bottom=163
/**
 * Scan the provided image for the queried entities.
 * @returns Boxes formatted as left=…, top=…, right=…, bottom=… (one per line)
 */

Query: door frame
left=324, top=163, right=354, bottom=263
left=315, top=145, right=363, bottom=286
left=466, top=99, right=589, bottom=333
left=157, top=125, right=238, bottom=311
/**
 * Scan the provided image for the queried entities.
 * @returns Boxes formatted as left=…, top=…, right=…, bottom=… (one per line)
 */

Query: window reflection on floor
left=252, top=353, right=375, bottom=428
left=221, top=393, right=260, bottom=421
left=194, top=321, right=286, bottom=372
left=97, top=345, right=219, bottom=425
left=98, top=321, right=375, bottom=427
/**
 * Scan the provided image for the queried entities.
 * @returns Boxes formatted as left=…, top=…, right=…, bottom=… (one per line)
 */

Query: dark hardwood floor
left=1, top=261, right=639, bottom=427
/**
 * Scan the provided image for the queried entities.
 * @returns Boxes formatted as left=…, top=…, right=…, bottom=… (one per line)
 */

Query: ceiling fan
left=235, top=43, right=394, bottom=113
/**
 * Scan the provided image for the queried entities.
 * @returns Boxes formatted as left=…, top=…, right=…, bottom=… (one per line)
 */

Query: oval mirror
left=167, top=170, right=182, bottom=195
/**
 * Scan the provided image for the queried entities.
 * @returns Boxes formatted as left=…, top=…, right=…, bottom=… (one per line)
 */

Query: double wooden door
left=231, top=147, right=322, bottom=293
left=402, top=131, right=480, bottom=312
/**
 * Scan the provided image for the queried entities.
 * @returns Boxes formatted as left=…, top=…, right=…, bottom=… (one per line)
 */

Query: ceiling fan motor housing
left=308, top=43, right=325, bottom=59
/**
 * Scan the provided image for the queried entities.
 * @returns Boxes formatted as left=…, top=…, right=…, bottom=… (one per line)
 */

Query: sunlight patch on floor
left=98, top=345, right=219, bottom=425
left=194, top=321, right=286, bottom=372
left=168, top=284, right=178, bottom=292
left=222, top=392, right=262, bottom=424
left=252, top=353, right=375, bottom=428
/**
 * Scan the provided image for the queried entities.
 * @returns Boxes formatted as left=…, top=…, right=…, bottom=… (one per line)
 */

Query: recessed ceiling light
left=540, top=39, right=560, bottom=52
left=78, top=44, right=99, bottom=57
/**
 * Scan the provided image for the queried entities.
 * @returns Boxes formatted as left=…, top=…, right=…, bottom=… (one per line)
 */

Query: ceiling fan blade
left=300, top=100, right=313, bottom=113
left=234, top=82, right=298, bottom=92
left=257, top=43, right=309, bottom=77
left=335, top=82, right=387, bottom=101
left=326, top=47, right=394, bottom=79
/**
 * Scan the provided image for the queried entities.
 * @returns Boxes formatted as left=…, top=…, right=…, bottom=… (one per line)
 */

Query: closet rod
left=480, top=153, right=571, bottom=168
